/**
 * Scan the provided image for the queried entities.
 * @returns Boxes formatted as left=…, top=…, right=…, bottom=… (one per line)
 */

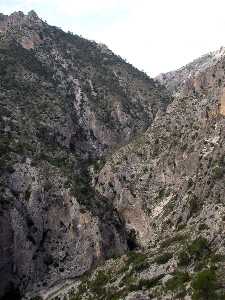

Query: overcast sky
left=1, top=0, right=225, bottom=77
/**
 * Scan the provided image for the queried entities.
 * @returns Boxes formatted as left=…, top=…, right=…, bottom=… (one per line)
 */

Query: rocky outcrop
left=1, top=159, right=127, bottom=298
left=0, top=11, right=169, bottom=299
left=34, top=46, right=225, bottom=299
left=0, top=11, right=169, bottom=159
left=156, top=46, right=225, bottom=96
left=87, top=47, right=225, bottom=299
left=2, top=9, right=225, bottom=300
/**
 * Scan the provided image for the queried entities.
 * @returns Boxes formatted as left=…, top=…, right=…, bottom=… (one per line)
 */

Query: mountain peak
left=0, top=10, right=44, bottom=49
left=0, top=10, right=42, bottom=33
left=27, top=10, right=39, bottom=19
left=1, top=10, right=225, bottom=300
left=0, top=12, right=169, bottom=299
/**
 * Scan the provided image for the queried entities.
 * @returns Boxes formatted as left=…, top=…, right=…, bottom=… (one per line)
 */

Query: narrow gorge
left=0, top=11, right=225, bottom=300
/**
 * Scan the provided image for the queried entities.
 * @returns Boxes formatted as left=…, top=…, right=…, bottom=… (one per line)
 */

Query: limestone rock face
left=0, top=11, right=169, bottom=299
left=34, top=45, right=225, bottom=299
left=0, top=11, right=169, bottom=159
left=156, top=47, right=225, bottom=95
left=2, top=10, right=225, bottom=300
left=96, top=45, right=225, bottom=247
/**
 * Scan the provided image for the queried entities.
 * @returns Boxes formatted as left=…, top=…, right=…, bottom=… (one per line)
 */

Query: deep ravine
left=1, top=10, right=225, bottom=300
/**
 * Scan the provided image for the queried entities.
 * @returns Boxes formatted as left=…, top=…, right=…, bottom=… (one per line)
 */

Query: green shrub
left=191, top=269, right=216, bottom=300
left=133, top=261, right=149, bottom=272
left=137, top=274, right=164, bottom=290
left=178, top=237, right=209, bottom=267
left=160, top=234, right=187, bottom=248
left=89, top=270, right=110, bottom=294
left=127, top=251, right=147, bottom=265
left=198, top=223, right=209, bottom=231
left=211, top=253, right=225, bottom=263
left=165, top=271, right=190, bottom=292
left=177, top=224, right=186, bottom=231
left=158, top=188, right=165, bottom=198
left=188, top=237, right=209, bottom=260
left=126, top=251, right=149, bottom=272
left=189, top=194, right=200, bottom=214
left=119, top=272, right=136, bottom=291
left=212, top=165, right=224, bottom=179
left=155, top=252, right=173, bottom=265
left=178, top=250, right=191, bottom=266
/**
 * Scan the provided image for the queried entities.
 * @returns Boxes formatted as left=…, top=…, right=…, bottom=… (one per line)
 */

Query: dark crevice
left=126, top=229, right=139, bottom=251
left=1, top=284, right=21, bottom=300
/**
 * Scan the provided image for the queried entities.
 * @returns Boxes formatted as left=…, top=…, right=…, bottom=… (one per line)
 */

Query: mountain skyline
left=1, top=0, right=225, bottom=77
left=1, top=9, right=225, bottom=300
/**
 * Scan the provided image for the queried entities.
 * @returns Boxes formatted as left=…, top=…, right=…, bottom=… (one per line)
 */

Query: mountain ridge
left=1, top=10, right=225, bottom=300
left=0, top=10, right=170, bottom=300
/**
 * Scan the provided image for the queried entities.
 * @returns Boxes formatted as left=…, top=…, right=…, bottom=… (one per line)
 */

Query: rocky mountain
left=78, top=46, right=225, bottom=300
left=66, top=46, right=225, bottom=299
left=1, top=10, right=225, bottom=300
left=0, top=10, right=169, bottom=300
left=156, top=46, right=225, bottom=98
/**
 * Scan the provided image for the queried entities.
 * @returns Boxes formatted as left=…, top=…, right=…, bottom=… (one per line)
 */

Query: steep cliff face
left=0, top=10, right=169, bottom=159
left=0, top=11, right=169, bottom=299
left=2, top=10, right=225, bottom=300
left=97, top=47, right=225, bottom=240
left=84, top=50, right=225, bottom=299
left=157, top=46, right=225, bottom=118
left=156, top=47, right=225, bottom=97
